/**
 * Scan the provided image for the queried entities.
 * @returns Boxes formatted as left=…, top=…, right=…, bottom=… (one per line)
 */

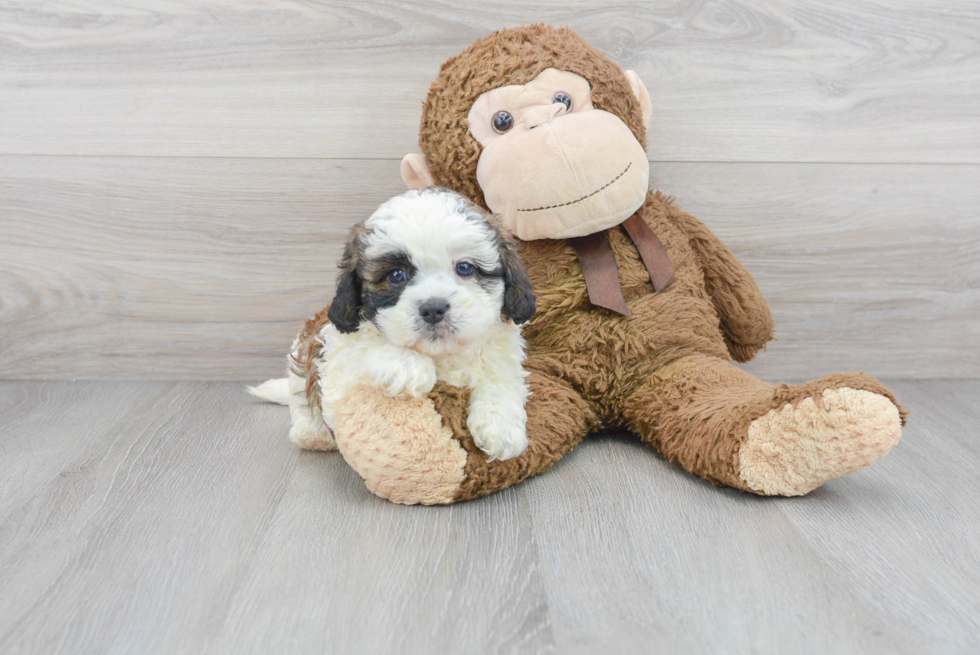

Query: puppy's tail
left=247, top=378, right=291, bottom=405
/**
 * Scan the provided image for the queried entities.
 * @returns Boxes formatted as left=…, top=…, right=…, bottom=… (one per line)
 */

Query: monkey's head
left=401, top=25, right=653, bottom=242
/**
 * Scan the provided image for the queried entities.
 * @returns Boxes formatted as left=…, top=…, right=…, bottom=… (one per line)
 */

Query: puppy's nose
left=419, top=299, right=450, bottom=325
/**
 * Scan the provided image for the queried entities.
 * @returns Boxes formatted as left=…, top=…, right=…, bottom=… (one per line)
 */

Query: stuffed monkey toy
left=321, top=25, right=906, bottom=504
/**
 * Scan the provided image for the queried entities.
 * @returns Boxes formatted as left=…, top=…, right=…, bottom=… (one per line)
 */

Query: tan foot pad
left=739, top=388, right=902, bottom=496
left=334, top=385, right=467, bottom=505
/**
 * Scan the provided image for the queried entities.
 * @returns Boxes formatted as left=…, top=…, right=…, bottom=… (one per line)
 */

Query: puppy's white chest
left=434, top=359, right=475, bottom=388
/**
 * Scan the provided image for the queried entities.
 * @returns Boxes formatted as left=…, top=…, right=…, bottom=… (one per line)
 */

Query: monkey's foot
left=332, top=385, right=466, bottom=505
left=738, top=387, right=903, bottom=496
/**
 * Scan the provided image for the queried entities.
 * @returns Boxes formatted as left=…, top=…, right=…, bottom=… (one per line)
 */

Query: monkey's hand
left=332, top=384, right=468, bottom=505
left=663, top=198, right=774, bottom=362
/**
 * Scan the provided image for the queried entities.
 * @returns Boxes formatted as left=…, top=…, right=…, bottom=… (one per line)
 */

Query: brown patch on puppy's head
left=327, top=224, right=369, bottom=334
left=491, top=219, right=536, bottom=323
left=419, top=24, right=648, bottom=209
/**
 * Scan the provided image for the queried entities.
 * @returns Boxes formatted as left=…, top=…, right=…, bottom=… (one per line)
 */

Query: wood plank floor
left=1, top=380, right=977, bottom=654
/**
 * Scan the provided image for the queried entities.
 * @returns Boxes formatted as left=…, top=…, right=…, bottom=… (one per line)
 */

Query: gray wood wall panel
left=1, top=156, right=977, bottom=380
left=1, top=0, right=978, bottom=162
left=1, top=1, right=978, bottom=380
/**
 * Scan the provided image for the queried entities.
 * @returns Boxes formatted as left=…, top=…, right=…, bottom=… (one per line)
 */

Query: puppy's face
left=327, top=188, right=535, bottom=356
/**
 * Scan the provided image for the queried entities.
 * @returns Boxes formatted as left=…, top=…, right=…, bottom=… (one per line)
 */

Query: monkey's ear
left=327, top=238, right=363, bottom=333
left=625, top=70, right=652, bottom=131
left=497, top=235, right=536, bottom=325
left=400, top=153, right=435, bottom=189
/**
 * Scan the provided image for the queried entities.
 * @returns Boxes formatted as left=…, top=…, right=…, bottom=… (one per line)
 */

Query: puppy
left=250, top=187, right=536, bottom=461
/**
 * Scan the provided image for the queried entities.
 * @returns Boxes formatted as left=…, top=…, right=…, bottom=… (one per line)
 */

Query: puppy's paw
left=466, top=401, right=528, bottom=462
left=289, top=421, right=337, bottom=451
left=366, top=351, right=437, bottom=399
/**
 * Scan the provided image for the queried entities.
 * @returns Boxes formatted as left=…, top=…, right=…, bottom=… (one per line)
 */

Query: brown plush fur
left=312, top=25, right=906, bottom=502
left=418, top=26, right=904, bottom=500
left=420, top=24, right=647, bottom=210
left=423, top=189, right=906, bottom=500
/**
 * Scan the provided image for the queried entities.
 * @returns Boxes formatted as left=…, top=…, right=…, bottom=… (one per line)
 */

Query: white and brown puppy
left=250, top=187, right=536, bottom=461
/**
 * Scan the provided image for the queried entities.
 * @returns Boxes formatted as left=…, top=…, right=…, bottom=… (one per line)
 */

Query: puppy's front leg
left=467, top=385, right=528, bottom=461
left=363, top=345, right=437, bottom=399
left=464, top=333, right=530, bottom=461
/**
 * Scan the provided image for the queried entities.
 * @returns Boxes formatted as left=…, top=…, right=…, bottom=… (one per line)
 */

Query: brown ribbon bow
left=569, top=213, right=674, bottom=316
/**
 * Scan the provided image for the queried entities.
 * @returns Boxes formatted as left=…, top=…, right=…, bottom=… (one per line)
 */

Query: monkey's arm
left=665, top=204, right=774, bottom=362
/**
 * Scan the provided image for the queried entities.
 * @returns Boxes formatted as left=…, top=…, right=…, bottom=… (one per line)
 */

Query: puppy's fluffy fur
left=250, top=187, right=536, bottom=461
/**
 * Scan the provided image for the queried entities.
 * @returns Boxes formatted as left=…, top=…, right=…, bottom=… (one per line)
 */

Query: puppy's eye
left=386, top=268, right=408, bottom=285
left=491, top=111, right=514, bottom=134
left=455, top=262, right=476, bottom=277
left=552, top=91, right=572, bottom=110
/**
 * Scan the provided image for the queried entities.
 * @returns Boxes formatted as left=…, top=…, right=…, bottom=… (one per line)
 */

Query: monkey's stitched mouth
left=517, top=162, right=632, bottom=213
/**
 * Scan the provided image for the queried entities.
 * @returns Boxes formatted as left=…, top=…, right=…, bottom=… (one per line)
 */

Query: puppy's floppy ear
left=495, top=226, right=536, bottom=324
left=327, top=229, right=364, bottom=334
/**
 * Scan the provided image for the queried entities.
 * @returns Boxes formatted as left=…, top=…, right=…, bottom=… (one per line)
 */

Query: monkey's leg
left=331, top=368, right=598, bottom=505
left=439, top=368, right=600, bottom=502
left=621, top=354, right=906, bottom=495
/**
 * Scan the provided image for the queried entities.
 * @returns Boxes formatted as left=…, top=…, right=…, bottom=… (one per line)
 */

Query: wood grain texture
left=0, top=156, right=396, bottom=380
left=1, top=156, right=977, bottom=380
left=0, top=382, right=554, bottom=655
left=525, top=378, right=980, bottom=654
left=655, top=162, right=980, bottom=380
left=1, top=0, right=978, bottom=162
left=0, top=380, right=977, bottom=654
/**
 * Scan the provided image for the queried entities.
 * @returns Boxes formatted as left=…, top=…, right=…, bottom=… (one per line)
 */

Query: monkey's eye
left=552, top=91, right=572, bottom=110
left=491, top=111, right=514, bottom=134
left=386, top=268, right=408, bottom=285
left=455, top=262, right=476, bottom=277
